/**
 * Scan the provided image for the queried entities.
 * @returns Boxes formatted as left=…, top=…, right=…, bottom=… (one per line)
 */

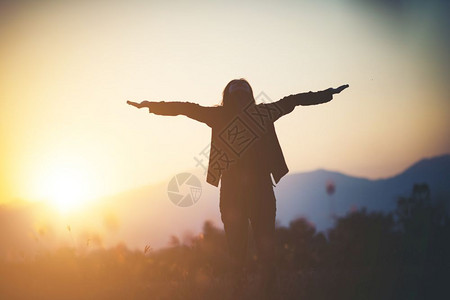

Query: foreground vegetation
left=1, top=184, right=448, bottom=299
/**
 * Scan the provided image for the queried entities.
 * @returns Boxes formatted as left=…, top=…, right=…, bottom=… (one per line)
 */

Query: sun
left=31, top=157, right=97, bottom=214
left=44, top=169, right=90, bottom=214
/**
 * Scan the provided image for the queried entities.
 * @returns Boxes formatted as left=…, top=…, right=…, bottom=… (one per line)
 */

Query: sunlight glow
left=1, top=0, right=449, bottom=206
left=31, top=157, right=97, bottom=214
left=44, top=170, right=88, bottom=214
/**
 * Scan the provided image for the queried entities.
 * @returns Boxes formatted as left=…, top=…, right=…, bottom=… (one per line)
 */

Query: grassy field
left=1, top=185, right=449, bottom=299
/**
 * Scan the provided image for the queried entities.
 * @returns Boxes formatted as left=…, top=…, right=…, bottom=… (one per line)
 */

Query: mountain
left=275, top=154, right=450, bottom=231
left=101, top=154, right=450, bottom=249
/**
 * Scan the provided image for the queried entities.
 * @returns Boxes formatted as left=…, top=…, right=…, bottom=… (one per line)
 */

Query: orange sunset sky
left=1, top=0, right=449, bottom=213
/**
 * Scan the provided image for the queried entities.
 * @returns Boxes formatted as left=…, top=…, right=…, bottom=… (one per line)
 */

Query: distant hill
left=275, top=154, right=450, bottom=231
left=2, top=154, right=449, bottom=259
left=93, top=154, right=450, bottom=249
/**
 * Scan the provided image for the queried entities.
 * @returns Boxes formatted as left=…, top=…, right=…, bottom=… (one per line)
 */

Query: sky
left=1, top=0, right=449, bottom=209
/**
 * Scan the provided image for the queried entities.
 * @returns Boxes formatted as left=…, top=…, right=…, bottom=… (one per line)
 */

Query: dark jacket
left=148, top=90, right=332, bottom=187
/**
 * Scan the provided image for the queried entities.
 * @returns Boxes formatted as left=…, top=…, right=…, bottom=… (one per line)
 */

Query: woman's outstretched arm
left=264, top=84, right=349, bottom=121
left=288, top=84, right=349, bottom=106
left=127, top=100, right=219, bottom=127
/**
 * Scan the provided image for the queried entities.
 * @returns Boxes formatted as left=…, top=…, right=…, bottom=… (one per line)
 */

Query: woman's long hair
left=220, top=78, right=256, bottom=109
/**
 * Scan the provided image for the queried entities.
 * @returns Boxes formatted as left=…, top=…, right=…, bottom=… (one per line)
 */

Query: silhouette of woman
left=127, top=79, right=348, bottom=295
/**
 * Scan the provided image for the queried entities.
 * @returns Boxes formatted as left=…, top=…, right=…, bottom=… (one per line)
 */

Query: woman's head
left=221, top=78, right=255, bottom=109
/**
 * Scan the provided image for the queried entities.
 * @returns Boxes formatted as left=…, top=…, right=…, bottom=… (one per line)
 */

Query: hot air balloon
left=326, top=180, right=336, bottom=219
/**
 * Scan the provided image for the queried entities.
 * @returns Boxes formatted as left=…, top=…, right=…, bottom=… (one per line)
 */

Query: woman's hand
left=127, top=100, right=150, bottom=109
left=327, top=84, right=349, bottom=95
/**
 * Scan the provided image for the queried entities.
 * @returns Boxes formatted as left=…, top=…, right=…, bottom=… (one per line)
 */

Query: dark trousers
left=219, top=171, right=276, bottom=280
